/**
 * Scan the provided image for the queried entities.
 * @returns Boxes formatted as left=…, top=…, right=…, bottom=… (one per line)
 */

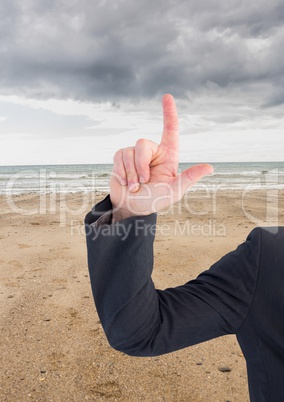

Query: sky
left=0, top=0, right=284, bottom=165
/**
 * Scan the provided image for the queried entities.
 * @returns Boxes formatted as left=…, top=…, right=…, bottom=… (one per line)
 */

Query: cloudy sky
left=0, top=0, right=283, bottom=165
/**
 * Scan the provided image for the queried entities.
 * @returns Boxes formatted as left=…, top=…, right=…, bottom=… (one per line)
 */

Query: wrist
left=112, top=208, right=135, bottom=223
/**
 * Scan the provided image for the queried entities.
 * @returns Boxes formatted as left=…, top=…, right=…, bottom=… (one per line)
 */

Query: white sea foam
left=0, top=162, right=283, bottom=195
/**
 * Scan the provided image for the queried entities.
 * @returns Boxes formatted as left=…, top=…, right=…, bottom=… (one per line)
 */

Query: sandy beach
left=1, top=188, right=283, bottom=401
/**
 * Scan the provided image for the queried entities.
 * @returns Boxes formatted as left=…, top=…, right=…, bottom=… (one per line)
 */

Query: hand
left=110, top=94, right=213, bottom=222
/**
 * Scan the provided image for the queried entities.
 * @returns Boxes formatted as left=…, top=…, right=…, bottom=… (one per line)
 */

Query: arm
left=85, top=94, right=259, bottom=356
left=85, top=195, right=260, bottom=356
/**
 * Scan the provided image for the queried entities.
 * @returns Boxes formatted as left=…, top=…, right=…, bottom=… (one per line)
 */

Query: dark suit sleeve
left=85, top=195, right=260, bottom=357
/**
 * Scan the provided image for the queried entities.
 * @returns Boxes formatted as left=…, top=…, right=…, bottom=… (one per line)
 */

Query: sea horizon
left=0, top=160, right=283, bottom=167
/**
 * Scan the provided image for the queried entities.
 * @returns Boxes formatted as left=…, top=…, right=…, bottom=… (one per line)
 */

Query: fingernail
left=139, top=175, right=146, bottom=183
left=129, top=182, right=140, bottom=192
left=120, top=178, right=127, bottom=185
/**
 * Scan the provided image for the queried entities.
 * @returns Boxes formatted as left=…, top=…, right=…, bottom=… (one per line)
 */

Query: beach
left=1, top=188, right=283, bottom=401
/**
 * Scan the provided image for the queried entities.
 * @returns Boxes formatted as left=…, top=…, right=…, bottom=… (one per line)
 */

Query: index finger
left=160, top=94, right=179, bottom=151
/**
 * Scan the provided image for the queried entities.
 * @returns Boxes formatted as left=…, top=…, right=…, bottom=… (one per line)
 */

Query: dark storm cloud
left=1, top=0, right=284, bottom=105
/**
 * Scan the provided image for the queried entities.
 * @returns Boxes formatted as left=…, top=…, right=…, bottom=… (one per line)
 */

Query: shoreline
left=1, top=181, right=284, bottom=196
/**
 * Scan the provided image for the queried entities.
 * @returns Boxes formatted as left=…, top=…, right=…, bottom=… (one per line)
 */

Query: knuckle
left=135, top=138, right=148, bottom=148
left=118, top=168, right=126, bottom=178
left=165, top=122, right=179, bottom=131
left=123, top=148, right=135, bottom=167
left=123, top=147, right=134, bottom=157
left=113, top=149, right=123, bottom=163
left=113, top=167, right=125, bottom=177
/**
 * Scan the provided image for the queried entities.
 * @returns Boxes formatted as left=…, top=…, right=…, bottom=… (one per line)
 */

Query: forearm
left=85, top=195, right=161, bottom=355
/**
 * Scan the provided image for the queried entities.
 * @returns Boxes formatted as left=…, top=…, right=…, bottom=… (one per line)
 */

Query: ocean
left=0, top=162, right=283, bottom=195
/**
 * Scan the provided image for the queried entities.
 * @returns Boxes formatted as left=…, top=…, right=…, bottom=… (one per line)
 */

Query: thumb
left=172, top=163, right=214, bottom=201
